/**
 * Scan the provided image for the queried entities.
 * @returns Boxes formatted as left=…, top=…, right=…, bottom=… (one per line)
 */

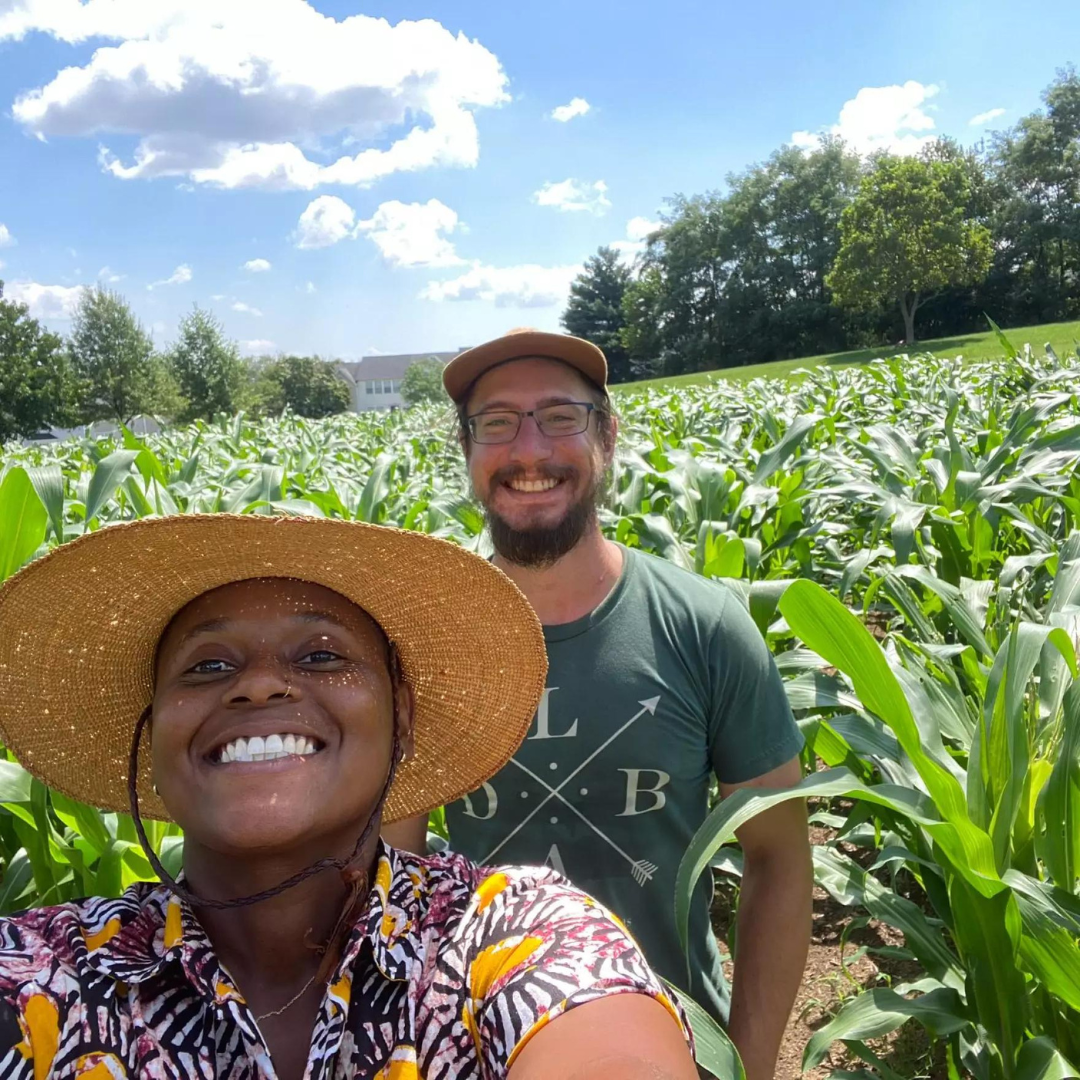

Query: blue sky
left=1, top=0, right=1078, bottom=359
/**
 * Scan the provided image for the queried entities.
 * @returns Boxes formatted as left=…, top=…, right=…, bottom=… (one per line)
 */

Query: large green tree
left=0, top=285, right=79, bottom=442
left=983, top=67, right=1080, bottom=325
left=249, top=355, right=351, bottom=418
left=621, top=139, right=863, bottom=376
left=168, top=306, right=247, bottom=421
left=827, top=154, right=993, bottom=344
left=400, top=358, right=447, bottom=407
left=69, top=287, right=168, bottom=424
left=561, top=247, right=633, bottom=383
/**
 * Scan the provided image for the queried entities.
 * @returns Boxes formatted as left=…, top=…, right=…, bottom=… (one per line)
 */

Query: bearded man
left=384, top=329, right=811, bottom=1080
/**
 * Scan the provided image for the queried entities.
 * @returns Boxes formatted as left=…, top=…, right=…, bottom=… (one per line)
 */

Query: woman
left=0, top=514, right=696, bottom=1080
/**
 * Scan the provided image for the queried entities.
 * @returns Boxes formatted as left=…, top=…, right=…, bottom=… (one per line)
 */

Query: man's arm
left=508, top=994, right=697, bottom=1080
left=720, top=755, right=812, bottom=1080
left=381, top=813, right=429, bottom=854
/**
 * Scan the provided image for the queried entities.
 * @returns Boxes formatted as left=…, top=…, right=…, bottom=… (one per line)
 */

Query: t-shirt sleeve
left=708, top=585, right=804, bottom=784
left=463, top=869, right=693, bottom=1078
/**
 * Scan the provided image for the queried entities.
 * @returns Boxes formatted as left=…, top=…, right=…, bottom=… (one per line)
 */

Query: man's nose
left=507, top=413, right=554, bottom=461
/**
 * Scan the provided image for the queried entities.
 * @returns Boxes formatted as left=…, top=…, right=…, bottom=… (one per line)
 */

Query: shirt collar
left=81, top=841, right=417, bottom=997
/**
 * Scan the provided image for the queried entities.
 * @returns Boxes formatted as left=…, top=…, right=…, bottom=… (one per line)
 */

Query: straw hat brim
left=443, top=329, right=608, bottom=403
left=0, top=515, right=546, bottom=824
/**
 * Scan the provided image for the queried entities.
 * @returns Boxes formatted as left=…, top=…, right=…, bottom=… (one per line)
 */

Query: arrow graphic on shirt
left=508, top=759, right=659, bottom=886
left=481, top=696, right=660, bottom=866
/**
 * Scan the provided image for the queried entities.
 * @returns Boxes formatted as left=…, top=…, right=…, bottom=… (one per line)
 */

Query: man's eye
left=480, top=416, right=511, bottom=429
left=188, top=658, right=234, bottom=675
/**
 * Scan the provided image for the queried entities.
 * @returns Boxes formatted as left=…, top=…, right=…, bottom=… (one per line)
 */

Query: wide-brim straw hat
left=443, top=327, right=608, bottom=404
left=0, top=514, right=547, bottom=824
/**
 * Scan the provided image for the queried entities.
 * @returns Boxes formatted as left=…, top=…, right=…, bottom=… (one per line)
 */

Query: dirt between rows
left=711, top=825, right=949, bottom=1079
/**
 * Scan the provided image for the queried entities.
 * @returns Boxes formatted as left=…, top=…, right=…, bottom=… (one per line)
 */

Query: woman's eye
left=300, top=650, right=342, bottom=665
left=188, top=658, right=235, bottom=675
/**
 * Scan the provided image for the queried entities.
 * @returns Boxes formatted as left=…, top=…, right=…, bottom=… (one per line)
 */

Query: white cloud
left=304, top=281, right=317, bottom=294
left=6, top=2, right=508, bottom=191
left=240, top=338, right=276, bottom=355
left=551, top=97, right=590, bottom=122
left=147, top=263, right=192, bottom=290
left=5, top=281, right=85, bottom=319
left=533, top=178, right=611, bottom=215
left=243, top=258, right=272, bottom=272
left=421, top=262, right=580, bottom=308
left=294, top=195, right=357, bottom=249
left=969, top=107, right=1006, bottom=127
left=232, top=300, right=263, bottom=316
left=355, top=199, right=463, bottom=268
left=0, top=260, right=4, bottom=271
left=610, top=215, right=663, bottom=257
left=97, top=265, right=124, bottom=283
left=210, top=293, right=227, bottom=301
left=0, top=224, right=14, bottom=248
left=792, top=81, right=940, bottom=156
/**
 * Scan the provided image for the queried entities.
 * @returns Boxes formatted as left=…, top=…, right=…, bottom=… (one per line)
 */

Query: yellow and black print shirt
left=0, top=842, right=690, bottom=1078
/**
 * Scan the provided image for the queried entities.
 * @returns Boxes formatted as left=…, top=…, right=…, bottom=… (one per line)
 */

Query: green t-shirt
left=445, top=546, right=803, bottom=1021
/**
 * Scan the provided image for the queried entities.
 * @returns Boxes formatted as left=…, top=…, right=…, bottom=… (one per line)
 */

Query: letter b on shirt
left=616, top=769, right=671, bottom=816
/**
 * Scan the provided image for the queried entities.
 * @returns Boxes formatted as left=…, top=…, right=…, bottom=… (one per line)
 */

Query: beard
left=481, top=463, right=603, bottom=569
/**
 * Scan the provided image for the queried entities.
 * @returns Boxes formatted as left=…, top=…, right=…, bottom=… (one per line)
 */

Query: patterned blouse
left=0, top=842, right=691, bottom=1078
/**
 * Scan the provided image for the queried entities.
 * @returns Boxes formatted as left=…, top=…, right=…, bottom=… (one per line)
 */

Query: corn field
left=2, top=344, right=1080, bottom=1079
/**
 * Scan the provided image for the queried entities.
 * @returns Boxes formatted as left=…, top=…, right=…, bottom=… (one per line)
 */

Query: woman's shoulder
left=0, top=885, right=161, bottom=994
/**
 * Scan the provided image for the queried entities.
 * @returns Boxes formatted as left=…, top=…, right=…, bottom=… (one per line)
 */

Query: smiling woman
left=0, top=515, right=697, bottom=1080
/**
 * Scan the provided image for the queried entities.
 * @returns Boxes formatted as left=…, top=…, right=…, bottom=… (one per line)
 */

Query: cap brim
left=444, top=331, right=607, bottom=403
left=0, top=515, right=546, bottom=824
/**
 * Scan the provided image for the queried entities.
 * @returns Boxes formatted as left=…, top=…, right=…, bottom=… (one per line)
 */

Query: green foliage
left=3, top=345, right=1080, bottom=1074
left=400, top=358, right=447, bottom=407
left=620, top=139, right=864, bottom=377
left=0, top=288, right=79, bottom=442
left=69, top=287, right=168, bottom=425
left=248, top=355, right=351, bottom=418
left=561, top=246, right=633, bottom=383
left=828, top=154, right=994, bottom=344
left=168, top=306, right=246, bottom=421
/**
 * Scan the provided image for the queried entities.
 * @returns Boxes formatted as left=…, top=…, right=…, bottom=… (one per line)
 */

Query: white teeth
left=216, top=734, right=319, bottom=763
left=508, top=477, right=559, bottom=493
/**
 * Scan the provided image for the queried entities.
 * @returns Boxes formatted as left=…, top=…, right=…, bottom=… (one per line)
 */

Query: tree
left=561, top=247, right=633, bottom=383
left=69, top=287, right=166, bottom=424
left=248, top=355, right=351, bottom=418
left=982, top=67, right=1080, bottom=325
left=168, top=306, right=246, bottom=421
left=400, top=358, right=446, bottom=407
left=827, top=155, right=993, bottom=344
left=0, top=285, right=79, bottom=442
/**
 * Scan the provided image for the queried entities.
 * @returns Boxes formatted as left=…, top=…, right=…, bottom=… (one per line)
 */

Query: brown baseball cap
left=442, top=327, right=608, bottom=404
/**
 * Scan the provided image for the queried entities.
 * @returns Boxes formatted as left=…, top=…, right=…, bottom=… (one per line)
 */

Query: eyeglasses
left=467, top=402, right=597, bottom=445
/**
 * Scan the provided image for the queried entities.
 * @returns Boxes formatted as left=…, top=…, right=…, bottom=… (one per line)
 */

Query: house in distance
left=335, top=351, right=462, bottom=412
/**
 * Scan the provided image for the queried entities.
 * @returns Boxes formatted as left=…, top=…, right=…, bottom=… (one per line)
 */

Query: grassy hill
left=619, top=318, right=1080, bottom=392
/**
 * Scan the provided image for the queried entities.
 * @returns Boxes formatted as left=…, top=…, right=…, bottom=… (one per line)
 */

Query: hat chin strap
left=127, top=704, right=400, bottom=912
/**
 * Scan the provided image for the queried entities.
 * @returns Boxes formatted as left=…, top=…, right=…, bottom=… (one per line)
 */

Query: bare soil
left=712, top=824, right=949, bottom=1079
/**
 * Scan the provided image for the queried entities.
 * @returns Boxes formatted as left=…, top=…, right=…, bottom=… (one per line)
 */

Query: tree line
left=0, top=285, right=351, bottom=443
left=563, top=67, right=1080, bottom=381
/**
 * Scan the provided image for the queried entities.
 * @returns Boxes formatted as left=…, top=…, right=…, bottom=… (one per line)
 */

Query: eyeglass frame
left=465, top=401, right=598, bottom=445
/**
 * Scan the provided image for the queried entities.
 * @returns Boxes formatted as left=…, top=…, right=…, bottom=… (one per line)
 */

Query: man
left=384, top=328, right=811, bottom=1080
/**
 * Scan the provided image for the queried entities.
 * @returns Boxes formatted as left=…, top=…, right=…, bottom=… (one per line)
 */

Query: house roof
left=337, top=351, right=462, bottom=382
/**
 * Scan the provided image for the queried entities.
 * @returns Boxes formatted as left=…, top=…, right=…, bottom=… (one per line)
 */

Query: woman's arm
left=508, top=994, right=697, bottom=1080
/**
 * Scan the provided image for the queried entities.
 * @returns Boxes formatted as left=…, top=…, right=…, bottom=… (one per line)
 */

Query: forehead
left=468, top=357, right=596, bottom=408
left=158, top=578, right=382, bottom=653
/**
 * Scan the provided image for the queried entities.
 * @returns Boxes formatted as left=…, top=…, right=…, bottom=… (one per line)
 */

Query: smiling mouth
left=211, top=733, right=324, bottom=764
left=505, top=477, right=562, bottom=493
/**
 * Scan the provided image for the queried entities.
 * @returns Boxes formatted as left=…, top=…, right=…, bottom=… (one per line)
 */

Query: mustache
left=490, top=464, right=577, bottom=486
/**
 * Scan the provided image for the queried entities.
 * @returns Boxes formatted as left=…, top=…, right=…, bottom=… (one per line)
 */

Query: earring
left=152, top=783, right=159, bottom=796
left=397, top=745, right=407, bottom=764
